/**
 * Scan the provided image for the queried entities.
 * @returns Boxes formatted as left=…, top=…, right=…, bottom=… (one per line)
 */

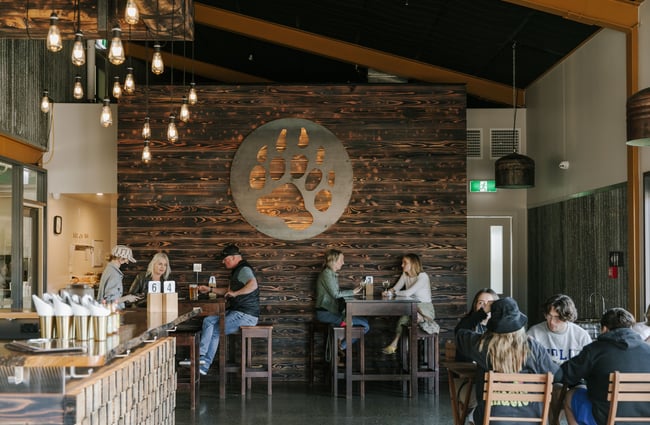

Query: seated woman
left=315, top=249, right=369, bottom=356
left=128, top=252, right=171, bottom=306
left=456, top=297, right=559, bottom=425
left=381, top=253, right=438, bottom=354
left=454, top=288, right=499, bottom=360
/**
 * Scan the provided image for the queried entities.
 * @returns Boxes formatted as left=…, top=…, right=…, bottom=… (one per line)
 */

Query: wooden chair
left=606, top=371, right=650, bottom=424
left=482, top=371, right=553, bottom=425
left=240, top=325, right=273, bottom=395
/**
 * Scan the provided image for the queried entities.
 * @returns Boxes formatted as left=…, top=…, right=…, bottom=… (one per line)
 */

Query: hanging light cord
left=511, top=41, right=518, bottom=153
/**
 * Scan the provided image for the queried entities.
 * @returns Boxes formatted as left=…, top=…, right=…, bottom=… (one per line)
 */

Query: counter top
left=0, top=306, right=201, bottom=368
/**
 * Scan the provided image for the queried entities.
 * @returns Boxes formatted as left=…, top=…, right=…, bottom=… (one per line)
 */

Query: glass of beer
left=189, top=283, right=199, bottom=301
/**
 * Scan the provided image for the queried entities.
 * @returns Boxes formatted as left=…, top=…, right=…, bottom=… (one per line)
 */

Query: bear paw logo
left=231, top=118, right=352, bottom=241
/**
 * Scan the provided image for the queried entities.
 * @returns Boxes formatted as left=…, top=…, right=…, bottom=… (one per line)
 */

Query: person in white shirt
left=631, top=304, right=650, bottom=342
left=527, top=294, right=592, bottom=423
left=381, top=253, right=437, bottom=354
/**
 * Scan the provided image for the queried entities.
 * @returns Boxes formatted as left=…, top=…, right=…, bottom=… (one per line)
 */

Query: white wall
left=44, top=103, right=118, bottom=195
left=526, top=29, right=627, bottom=207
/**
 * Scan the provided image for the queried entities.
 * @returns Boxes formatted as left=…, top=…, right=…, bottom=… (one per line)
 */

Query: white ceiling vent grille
left=490, top=128, right=520, bottom=159
left=467, top=128, right=482, bottom=159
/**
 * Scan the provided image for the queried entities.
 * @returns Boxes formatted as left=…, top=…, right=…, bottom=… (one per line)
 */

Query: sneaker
left=199, top=369, right=208, bottom=376
left=179, top=359, right=206, bottom=367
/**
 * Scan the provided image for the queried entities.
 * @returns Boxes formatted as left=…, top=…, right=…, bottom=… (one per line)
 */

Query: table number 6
left=148, top=280, right=161, bottom=293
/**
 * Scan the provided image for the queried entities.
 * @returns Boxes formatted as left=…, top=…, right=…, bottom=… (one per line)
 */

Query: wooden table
left=443, top=361, right=478, bottom=425
left=343, top=296, right=419, bottom=399
left=179, top=298, right=227, bottom=399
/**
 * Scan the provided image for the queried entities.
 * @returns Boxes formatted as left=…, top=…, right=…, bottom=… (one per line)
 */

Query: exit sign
left=469, top=180, right=497, bottom=192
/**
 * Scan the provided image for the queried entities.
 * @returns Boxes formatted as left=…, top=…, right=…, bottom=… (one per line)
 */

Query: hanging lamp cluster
left=494, top=41, right=535, bottom=189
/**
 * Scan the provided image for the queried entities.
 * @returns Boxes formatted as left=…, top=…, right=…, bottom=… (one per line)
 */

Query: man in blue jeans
left=197, top=244, right=260, bottom=376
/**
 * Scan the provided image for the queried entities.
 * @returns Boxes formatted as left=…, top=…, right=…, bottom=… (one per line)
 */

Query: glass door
left=23, top=203, right=43, bottom=310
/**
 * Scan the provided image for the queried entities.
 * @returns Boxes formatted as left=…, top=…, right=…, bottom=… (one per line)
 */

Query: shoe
left=337, top=350, right=345, bottom=367
left=382, top=345, right=397, bottom=355
left=179, top=359, right=206, bottom=367
left=199, top=369, right=208, bottom=376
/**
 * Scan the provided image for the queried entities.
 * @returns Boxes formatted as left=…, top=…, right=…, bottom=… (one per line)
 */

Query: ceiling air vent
left=490, top=128, right=520, bottom=159
left=467, top=129, right=482, bottom=159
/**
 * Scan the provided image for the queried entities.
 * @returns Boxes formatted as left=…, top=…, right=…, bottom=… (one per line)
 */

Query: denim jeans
left=199, top=310, right=258, bottom=374
left=315, top=310, right=369, bottom=349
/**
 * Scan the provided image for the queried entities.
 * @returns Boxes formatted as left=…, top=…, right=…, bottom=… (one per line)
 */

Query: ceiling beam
left=504, top=0, right=639, bottom=32
left=194, top=3, right=522, bottom=107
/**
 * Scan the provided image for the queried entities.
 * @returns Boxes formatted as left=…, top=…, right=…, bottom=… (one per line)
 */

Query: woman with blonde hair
left=128, top=252, right=172, bottom=306
left=456, top=297, right=558, bottom=425
left=382, top=253, right=438, bottom=354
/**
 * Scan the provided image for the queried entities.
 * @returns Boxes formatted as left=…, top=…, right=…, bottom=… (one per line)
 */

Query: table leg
left=345, top=308, right=353, bottom=399
left=409, top=303, right=418, bottom=397
left=219, top=307, right=226, bottom=399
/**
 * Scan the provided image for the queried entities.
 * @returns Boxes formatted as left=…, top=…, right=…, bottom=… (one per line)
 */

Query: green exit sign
left=469, top=180, right=497, bottom=193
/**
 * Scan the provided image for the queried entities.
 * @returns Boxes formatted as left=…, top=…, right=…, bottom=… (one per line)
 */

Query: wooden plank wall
left=117, top=84, right=467, bottom=382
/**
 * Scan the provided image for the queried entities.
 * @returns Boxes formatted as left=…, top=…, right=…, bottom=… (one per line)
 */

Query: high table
left=344, top=295, right=419, bottom=399
left=179, top=297, right=227, bottom=399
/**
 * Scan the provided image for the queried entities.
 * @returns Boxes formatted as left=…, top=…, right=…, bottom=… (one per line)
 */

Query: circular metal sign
left=231, top=118, right=352, bottom=240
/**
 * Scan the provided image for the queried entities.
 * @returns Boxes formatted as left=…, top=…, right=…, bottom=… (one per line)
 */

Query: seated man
left=196, top=244, right=260, bottom=376
left=558, top=308, right=650, bottom=425
left=528, top=294, right=593, bottom=423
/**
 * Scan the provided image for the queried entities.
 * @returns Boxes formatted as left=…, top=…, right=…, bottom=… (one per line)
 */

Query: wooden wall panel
left=118, top=84, right=467, bottom=381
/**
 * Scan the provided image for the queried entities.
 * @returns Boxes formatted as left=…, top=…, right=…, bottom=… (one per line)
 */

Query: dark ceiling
left=0, top=0, right=641, bottom=107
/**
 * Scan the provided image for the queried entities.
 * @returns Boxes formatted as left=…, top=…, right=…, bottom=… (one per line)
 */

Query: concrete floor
left=175, top=380, right=454, bottom=425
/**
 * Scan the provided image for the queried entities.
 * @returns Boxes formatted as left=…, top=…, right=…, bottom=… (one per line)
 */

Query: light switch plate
left=193, top=263, right=202, bottom=272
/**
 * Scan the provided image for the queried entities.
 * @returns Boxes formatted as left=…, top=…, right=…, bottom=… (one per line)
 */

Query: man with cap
left=558, top=307, right=650, bottom=425
left=98, top=245, right=140, bottom=309
left=196, top=244, right=260, bottom=376
left=456, top=297, right=559, bottom=425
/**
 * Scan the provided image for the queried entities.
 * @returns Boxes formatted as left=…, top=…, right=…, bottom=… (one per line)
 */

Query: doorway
left=467, top=216, right=513, bottom=308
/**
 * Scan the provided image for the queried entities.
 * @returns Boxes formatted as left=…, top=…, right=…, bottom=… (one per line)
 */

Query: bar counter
left=0, top=305, right=201, bottom=424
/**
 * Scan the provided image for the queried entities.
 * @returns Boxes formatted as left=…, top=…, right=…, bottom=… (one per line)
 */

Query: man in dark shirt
left=558, top=308, right=650, bottom=425
left=197, top=244, right=260, bottom=376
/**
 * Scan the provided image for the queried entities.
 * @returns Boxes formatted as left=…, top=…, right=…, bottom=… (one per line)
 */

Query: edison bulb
left=179, top=97, right=190, bottom=122
left=188, top=82, right=198, bottom=105
left=142, top=141, right=152, bottom=163
left=167, top=115, right=178, bottom=142
left=125, top=0, right=140, bottom=25
left=142, top=117, right=151, bottom=139
left=124, top=68, right=135, bottom=95
left=71, top=32, right=85, bottom=66
left=73, top=76, right=84, bottom=100
left=40, top=90, right=51, bottom=113
left=100, top=99, right=113, bottom=127
left=46, top=13, right=62, bottom=52
left=151, top=44, right=164, bottom=75
left=112, top=76, right=122, bottom=99
left=108, top=27, right=125, bottom=65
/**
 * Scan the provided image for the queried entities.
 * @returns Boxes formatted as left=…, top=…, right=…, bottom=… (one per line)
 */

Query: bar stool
left=173, top=321, right=202, bottom=409
left=331, top=326, right=365, bottom=397
left=309, top=321, right=331, bottom=385
left=399, top=326, right=439, bottom=394
left=240, top=325, right=273, bottom=395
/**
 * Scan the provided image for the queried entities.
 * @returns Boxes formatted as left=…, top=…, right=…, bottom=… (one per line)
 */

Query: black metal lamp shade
left=626, top=87, right=650, bottom=146
left=495, top=152, right=535, bottom=188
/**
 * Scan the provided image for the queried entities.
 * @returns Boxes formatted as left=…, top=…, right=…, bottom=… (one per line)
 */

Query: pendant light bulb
left=46, top=13, right=62, bottom=52
left=167, top=115, right=178, bottom=142
left=108, top=27, right=125, bottom=65
left=151, top=44, right=164, bottom=75
left=112, top=76, right=122, bottom=99
left=124, top=67, right=135, bottom=95
left=125, top=0, right=140, bottom=25
left=40, top=90, right=51, bottom=113
left=100, top=98, right=113, bottom=127
left=179, top=97, right=190, bottom=122
left=73, top=76, right=84, bottom=100
left=142, top=116, right=151, bottom=139
left=142, top=140, right=152, bottom=163
left=71, top=32, right=86, bottom=66
left=188, top=82, right=198, bottom=105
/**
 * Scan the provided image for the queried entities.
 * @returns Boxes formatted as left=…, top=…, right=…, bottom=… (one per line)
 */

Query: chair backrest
left=482, top=371, right=553, bottom=425
left=606, top=371, right=650, bottom=425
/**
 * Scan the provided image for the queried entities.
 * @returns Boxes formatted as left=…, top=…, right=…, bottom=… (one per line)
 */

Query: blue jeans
left=315, top=310, right=370, bottom=349
left=199, top=310, right=258, bottom=374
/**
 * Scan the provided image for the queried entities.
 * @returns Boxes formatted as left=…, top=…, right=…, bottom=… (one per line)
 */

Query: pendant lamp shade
left=626, top=87, right=650, bottom=146
left=494, top=41, right=535, bottom=189
left=495, top=152, right=535, bottom=188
